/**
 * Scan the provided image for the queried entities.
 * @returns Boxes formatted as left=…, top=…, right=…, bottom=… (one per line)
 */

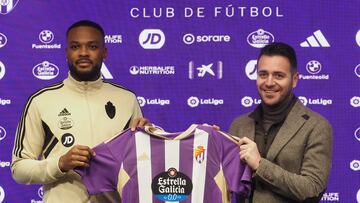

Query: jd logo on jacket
left=105, top=101, right=116, bottom=119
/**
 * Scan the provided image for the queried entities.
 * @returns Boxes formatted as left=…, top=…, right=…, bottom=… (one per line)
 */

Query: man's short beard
left=68, top=62, right=101, bottom=81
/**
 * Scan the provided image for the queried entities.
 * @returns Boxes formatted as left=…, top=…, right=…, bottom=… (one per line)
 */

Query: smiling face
left=66, top=26, right=107, bottom=81
left=256, top=55, right=298, bottom=106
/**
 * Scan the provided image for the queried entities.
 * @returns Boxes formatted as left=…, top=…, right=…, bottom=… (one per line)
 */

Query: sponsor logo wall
left=0, top=1, right=359, bottom=202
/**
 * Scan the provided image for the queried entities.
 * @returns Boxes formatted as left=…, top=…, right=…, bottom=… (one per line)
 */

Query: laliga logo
left=247, top=29, right=274, bottom=48
left=187, top=96, right=200, bottom=108
left=139, top=29, right=165, bottom=49
left=306, top=60, right=322, bottom=74
left=137, top=96, right=146, bottom=107
left=241, top=96, right=261, bottom=107
left=0, top=61, right=5, bottom=80
left=355, top=64, right=360, bottom=78
left=298, top=96, right=308, bottom=106
left=356, top=30, right=360, bottom=47
left=0, top=126, right=6, bottom=141
left=32, top=61, right=59, bottom=80
left=351, top=160, right=360, bottom=171
left=0, top=33, right=7, bottom=48
left=357, top=188, right=360, bottom=203
left=38, top=186, right=44, bottom=199
left=245, top=60, right=258, bottom=80
left=39, top=30, right=54, bottom=44
left=0, top=186, right=4, bottom=203
left=351, top=96, right=360, bottom=107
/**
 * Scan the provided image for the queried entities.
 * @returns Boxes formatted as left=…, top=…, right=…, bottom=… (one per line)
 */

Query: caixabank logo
left=187, top=96, right=224, bottom=108
left=151, top=168, right=192, bottom=201
left=298, top=96, right=332, bottom=106
left=137, top=96, right=170, bottom=107
left=188, top=61, right=223, bottom=79
left=299, top=60, right=329, bottom=80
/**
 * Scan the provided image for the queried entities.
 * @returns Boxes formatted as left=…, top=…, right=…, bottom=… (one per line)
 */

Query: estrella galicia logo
left=152, top=168, right=193, bottom=202
left=247, top=29, right=274, bottom=48
left=0, top=33, right=7, bottom=48
left=58, top=117, right=74, bottom=130
left=139, top=29, right=165, bottom=49
left=61, top=133, right=75, bottom=147
left=105, top=101, right=116, bottom=119
left=0, top=0, right=20, bottom=15
left=32, top=61, right=59, bottom=80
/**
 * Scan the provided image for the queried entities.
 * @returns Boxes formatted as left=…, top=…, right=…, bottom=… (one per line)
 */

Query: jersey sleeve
left=11, top=97, right=65, bottom=184
left=75, top=142, right=120, bottom=195
left=217, top=130, right=252, bottom=197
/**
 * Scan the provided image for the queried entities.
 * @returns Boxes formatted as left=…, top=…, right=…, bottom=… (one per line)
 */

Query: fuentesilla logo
left=0, top=33, right=7, bottom=48
left=351, top=96, right=360, bottom=107
left=187, top=96, right=223, bottom=107
left=32, top=30, right=61, bottom=49
left=183, top=33, right=230, bottom=45
left=139, top=29, right=165, bottom=49
left=247, top=29, right=274, bottom=48
left=245, top=60, right=257, bottom=80
left=0, top=61, right=5, bottom=80
left=300, top=60, right=329, bottom=80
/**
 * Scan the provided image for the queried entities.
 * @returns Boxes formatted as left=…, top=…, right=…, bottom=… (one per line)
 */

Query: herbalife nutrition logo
left=300, top=30, right=330, bottom=47
left=32, top=30, right=61, bottom=49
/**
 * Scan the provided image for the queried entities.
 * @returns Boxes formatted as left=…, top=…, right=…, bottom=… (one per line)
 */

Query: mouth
left=75, top=59, right=93, bottom=68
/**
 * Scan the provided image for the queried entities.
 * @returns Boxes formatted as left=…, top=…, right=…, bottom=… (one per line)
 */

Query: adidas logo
left=137, top=153, right=150, bottom=161
left=300, top=30, right=330, bottom=47
left=58, top=108, right=71, bottom=116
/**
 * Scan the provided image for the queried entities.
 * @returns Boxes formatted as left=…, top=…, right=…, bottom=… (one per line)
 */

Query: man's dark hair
left=258, top=42, right=297, bottom=72
left=66, top=20, right=105, bottom=38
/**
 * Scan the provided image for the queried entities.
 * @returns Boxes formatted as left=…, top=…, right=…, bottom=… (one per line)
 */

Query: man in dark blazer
left=229, top=42, right=332, bottom=203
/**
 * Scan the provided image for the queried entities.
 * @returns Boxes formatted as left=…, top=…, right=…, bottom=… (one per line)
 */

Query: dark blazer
left=229, top=101, right=333, bottom=203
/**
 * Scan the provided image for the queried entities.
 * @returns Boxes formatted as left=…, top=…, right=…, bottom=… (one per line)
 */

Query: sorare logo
left=139, top=29, right=165, bottom=49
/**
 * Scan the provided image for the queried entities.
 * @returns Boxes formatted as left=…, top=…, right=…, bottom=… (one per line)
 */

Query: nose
left=79, top=46, right=89, bottom=57
left=265, top=75, right=275, bottom=86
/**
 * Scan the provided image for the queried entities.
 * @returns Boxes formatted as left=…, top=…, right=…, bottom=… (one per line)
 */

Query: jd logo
left=105, top=101, right=116, bottom=119
left=61, top=133, right=75, bottom=147
left=139, top=29, right=165, bottom=49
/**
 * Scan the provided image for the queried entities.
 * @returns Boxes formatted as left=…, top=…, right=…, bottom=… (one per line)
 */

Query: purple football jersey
left=76, top=124, right=251, bottom=203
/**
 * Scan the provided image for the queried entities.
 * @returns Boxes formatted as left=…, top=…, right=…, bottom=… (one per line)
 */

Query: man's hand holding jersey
left=238, top=137, right=262, bottom=171
left=59, top=145, right=96, bottom=172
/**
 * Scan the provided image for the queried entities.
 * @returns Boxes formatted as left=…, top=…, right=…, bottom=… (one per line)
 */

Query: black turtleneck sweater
left=249, top=94, right=297, bottom=157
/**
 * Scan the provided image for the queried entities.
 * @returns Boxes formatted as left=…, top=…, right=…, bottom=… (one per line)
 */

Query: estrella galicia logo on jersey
left=152, top=168, right=193, bottom=202
left=194, top=146, right=206, bottom=164
left=0, top=0, right=20, bottom=15
left=61, top=133, right=75, bottom=147
left=58, top=117, right=74, bottom=130
left=105, top=101, right=116, bottom=119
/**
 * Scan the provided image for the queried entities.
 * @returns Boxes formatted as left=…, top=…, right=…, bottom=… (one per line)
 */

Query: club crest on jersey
left=105, top=101, right=116, bottom=119
left=194, top=146, right=206, bottom=163
left=151, top=168, right=193, bottom=202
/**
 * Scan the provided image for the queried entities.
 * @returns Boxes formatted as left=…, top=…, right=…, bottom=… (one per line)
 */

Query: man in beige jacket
left=229, top=42, right=332, bottom=203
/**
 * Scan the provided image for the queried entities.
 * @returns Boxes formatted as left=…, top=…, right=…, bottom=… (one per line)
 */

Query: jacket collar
left=63, top=72, right=103, bottom=93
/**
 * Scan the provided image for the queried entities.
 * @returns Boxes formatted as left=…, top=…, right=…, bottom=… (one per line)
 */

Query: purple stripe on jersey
left=150, top=134, right=166, bottom=203
left=179, top=131, right=195, bottom=203
left=122, top=131, right=140, bottom=203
